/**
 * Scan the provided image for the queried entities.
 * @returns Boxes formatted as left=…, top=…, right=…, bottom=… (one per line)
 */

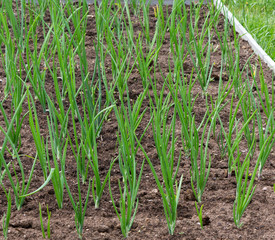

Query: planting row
left=0, top=0, right=274, bottom=239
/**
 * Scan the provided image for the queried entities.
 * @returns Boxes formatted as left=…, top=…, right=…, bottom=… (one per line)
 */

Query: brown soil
left=0, top=3, right=275, bottom=240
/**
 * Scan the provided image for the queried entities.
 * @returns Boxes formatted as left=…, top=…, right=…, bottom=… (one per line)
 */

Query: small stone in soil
left=97, top=225, right=110, bottom=233
left=184, top=189, right=196, bottom=201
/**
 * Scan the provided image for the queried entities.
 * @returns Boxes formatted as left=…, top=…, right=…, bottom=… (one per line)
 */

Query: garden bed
left=0, top=1, right=275, bottom=239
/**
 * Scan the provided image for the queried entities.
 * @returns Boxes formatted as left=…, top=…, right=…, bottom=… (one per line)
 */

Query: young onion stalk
left=167, top=68, right=195, bottom=156
left=0, top=92, right=28, bottom=157
left=82, top=76, right=115, bottom=208
left=0, top=5, right=30, bottom=152
left=233, top=137, right=255, bottom=228
left=87, top=121, right=116, bottom=209
left=253, top=61, right=275, bottom=128
left=25, top=15, right=53, bottom=112
left=255, top=106, right=275, bottom=178
left=94, top=0, right=115, bottom=41
left=0, top=0, right=25, bottom=95
left=240, top=78, right=257, bottom=157
left=190, top=116, right=211, bottom=203
left=134, top=33, right=157, bottom=88
left=108, top=84, right=149, bottom=238
left=63, top=169, right=91, bottom=239
left=64, top=0, right=89, bottom=79
left=195, top=201, right=204, bottom=230
left=28, top=91, right=48, bottom=180
left=0, top=126, right=37, bottom=210
left=39, top=203, right=51, bottom=239
left=0, top=90, right=40, bottom=210
left=46, top=107, right=69, bottom=209
left=65, top=47, right=113, bottom=191
left=182, top=4, right=215, bottom=95
left=103, top=10, right=135, bottom=93
left=1, top=189, right=11, bottom=240
left=218, top=91, right=257, bottom=177
left=137, top=82, right=183, bottom=235
left=233, top=130, right=275, bottom=228
left=249, top=75, right=275, bottom=178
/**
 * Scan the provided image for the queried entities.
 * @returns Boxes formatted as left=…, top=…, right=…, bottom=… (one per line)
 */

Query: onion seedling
left=65, top=52, right=113, bottom=189
left=103, top=15, right=135, bottom=93
left=195, top=201, right=204, bottom=230
left=45, top=93, right=69, bottom=209
left=34, top=0, right=50, bottom=19
left=48, top=0, right=80, bottom=100
left=140, top=0, right=151, bottom=45
left=182, top=4, right=215, bottom=95
left=0, top=5, right=30, bottom=151
left=253, top=103, right=275, bottom=178
left=137, top=83, right=183, bottom=235
left=27, top=91, right=48, bottom=180
left=109, top=84, right=149, bottom=238
left=240, top=79, right=257, bottom=157
left=0, top=0, right=24, bottom=94
left=187, top=82, right=232, bottom=201
left=1, top=189, right=11, bottom=240
left=134, top=32, right=163, bottom=88
left=82, top=84, right=116, bottom=207
left=252, top=61, right=275, bottom=131
left=0, top=127, right=37, bottom=210
left=233, top=137, right=255, bottom=228
left=130, top=0, right=146, bottom=16
left=39, top=203, right=51, bottom=239
left=0, top=90, right=40, bottom=210
left=83, top=99, right=115, bottom=208
left=1, top=0, right=25, bottom=50
left=62, top=164, right=91, bottom=239
left=218, top=91, right=257, bottom=177
left=233, top=130, right=275, bottom=228
left=94, top=0, right=116, bottom=42
left=0, top=93, right=28, bottom=156
left=166, top=70, right=195, bottom=155
left=169, top=0, right=185, bottom=58
left=24, top=16, right=53, bottom=112
left=46, top=115, right=69, bottom=209
left=217, top=127, right=228, bottom=159
left=64, top=0, right=89, bottom=79
left=190, top=116, right=211, bottom=203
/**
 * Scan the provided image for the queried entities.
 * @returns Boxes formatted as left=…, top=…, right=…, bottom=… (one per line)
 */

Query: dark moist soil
left=0, top=3, right=275, bottom=240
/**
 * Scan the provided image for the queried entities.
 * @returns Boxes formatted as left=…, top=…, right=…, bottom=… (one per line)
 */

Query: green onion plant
left=46, top=113, right=69, bottom=209
left=1, top=189, right=11, bottom=240
left=108, top=84, right=149, bottom=238
left=0, top=93, right=28, bottom=156
left=63, top=170, right=91, bottom=239
left=218, top=92, right=257, bottom=177
left=189, top=116, right=211, bottom=203
left=28, top=91, right=48, bottom=180
left=39, top=203, right=51, bottom=239
left=24, top=16, right=53, bottom=112
left=137, top=82, right=183, bottom=235
left=233, top=137, right=255, bottom=228
left=195, top=201, right=204, bottom=230
left=217, top=127, right=228, bottom=159
left=239, top=78, right=257, bottom=157
left=233, top=131, right=275, bottom=228
left=0, top=128, right=37, bottom=210
left=183, top=3, right=215, bottom=95
left=249, top=72, right=275, bottom=178
left=64, top=0, right=89, bottom=79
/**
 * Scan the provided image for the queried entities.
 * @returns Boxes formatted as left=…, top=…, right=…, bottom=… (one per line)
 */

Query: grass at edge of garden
left=222, top=0, right=275, bottom=61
